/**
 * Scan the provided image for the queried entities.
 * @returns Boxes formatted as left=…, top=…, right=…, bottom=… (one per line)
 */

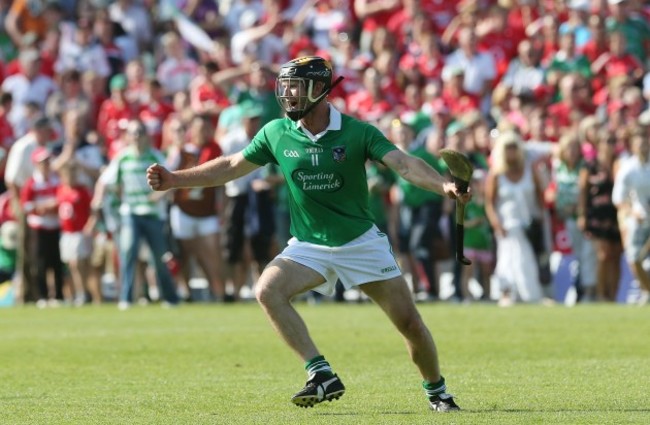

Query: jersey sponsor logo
left=292, top=169, right=344, bottom=192
left=305, top=147, right=323, bottom=154
left=283, top=149, right=300, bottom=158
left=381, top=265, right=397, bottom=273
left=332, top=146, right=346, bottom=163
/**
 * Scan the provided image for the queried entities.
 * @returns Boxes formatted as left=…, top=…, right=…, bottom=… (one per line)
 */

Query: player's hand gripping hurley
left=439, top=149, right=474, bottom=265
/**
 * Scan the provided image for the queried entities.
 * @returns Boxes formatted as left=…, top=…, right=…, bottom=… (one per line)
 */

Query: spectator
left=440, top=66, right=480, bottom=116
left=57, top=162, right=97, bottom=306
left=501, top=39, right=545, bottom=96
left=54, top=19, right=111, bottom=81
left=546, top=30, right=592, bottom=86
left=591, top=31, right=644, bottom=88
left=218, top=103, right=270, bottom=301
left=548, top=132, right=597, bottom=302
left=139, top=79, right=174, bottom=150
left=52, top=108, right=104, bottom=189
left=612, top=129, right=650, bottom=305
left=444, top=27, right=497, bottom=114
left=20, top=146, right=63, bottom=307
left=1, top=49, right=57, bottom=137
left=559, top=0, right=591, bottom=48
left=0, top=91, right=14, bottom=191
left=460, top=169, right=493, bottom=303
left=156, top=32, right=199, bottom=96
left=606, top=0, right=650, bottom=63
left=99, top=119, right=179, bottom=309
left=189, top=61, right=230, bottom=123
left=579, top=14, right=608, bottom=62
left=229, top=7, right=285, bottom=65
left=4, top=0, right=63, bottom=47
left=108, top=0, right=153, bottom=52
left=97, top=74, right=137, bottom=159
left=485, top=131, right=544, bottom=306
left=45, top=69, right=91, bottom=125
left=577, top=129, right=622, bottom=302
left=168, top=114, right=226, bottom=301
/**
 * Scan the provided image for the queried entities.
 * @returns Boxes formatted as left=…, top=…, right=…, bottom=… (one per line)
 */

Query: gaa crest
left=332, top=146, right=346, bottom=163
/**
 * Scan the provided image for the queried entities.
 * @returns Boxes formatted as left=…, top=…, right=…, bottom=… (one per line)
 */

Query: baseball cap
left=445, top=120, right=466, bottom=138
left=31, top=146, right=51, bottom=163
left=32, top=116, right=51, bottom=130
left=240, top=101, right=264, bottom=119
left=110, top=74, right=127, bottom=91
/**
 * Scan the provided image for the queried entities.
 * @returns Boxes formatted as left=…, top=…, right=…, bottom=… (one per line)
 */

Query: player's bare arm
left=382, top=149, right=469, bottom=202
left=147, top=152, right=260, bottom=191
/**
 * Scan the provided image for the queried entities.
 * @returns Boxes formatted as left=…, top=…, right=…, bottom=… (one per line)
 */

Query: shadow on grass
left=465, top=408, right=650, bottom=413
left=317, top=412, right=418, bottom=416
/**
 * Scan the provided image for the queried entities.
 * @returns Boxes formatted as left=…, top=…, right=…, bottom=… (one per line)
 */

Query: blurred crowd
left=1, top=0, right=650, bottom=308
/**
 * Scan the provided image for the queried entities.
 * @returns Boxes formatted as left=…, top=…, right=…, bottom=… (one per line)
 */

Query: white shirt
left=55, top=41, right=111, bottom=77
left=1, top=74, right=57, bottom=137
left=108, top=2, right=153, bottom=47
left=219, top=127, right=261, bottom=197
left=156, top=57, right=199, bottom=95
left=612, top=156, right=650, bottom=220
left=4, top=133, right=37, bottom=188
left=444, top=49, right=496, bottom=95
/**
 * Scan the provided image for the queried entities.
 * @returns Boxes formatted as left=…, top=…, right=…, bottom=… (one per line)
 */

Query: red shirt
left=479, top=30, right=521, bottom=81
left=20, top=174, right=60, bottom=230
left=579, top=40, right=608, bottom=63
left=139, top=101, right=174, bottom=150
left=398, top=50, right=444, bottom=81
left=97, top=99, right=136, bottom=154
left=547, top=101, right=595, bottom=129
left=0, top=111, right=14, bottom=149
left=441, top=89, right=480, bottom=116
left=197, top=141, right=222, bottom=165
left=57, top=184, right=92, bottom=233
left=345, top=90, right=392, bottom=122
left=190, top=82, right=230, bottom=116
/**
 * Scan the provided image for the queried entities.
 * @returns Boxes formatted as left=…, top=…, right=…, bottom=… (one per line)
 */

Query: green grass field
left=1, top=302, right=649, bottom=425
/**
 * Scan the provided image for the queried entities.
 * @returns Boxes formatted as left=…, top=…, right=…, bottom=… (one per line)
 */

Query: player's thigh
left=256, top=258, right=326, bottom=301
left=359, top=276, right=423, bottom=331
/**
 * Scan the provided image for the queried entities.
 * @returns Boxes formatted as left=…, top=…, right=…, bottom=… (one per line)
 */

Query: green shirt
left=397, top=146, right=445, bottom=208
left=607, top=17, right=650, bottom=63
left=367, top=163, right=395, bottom=227
left=464, top=201, right=492, bottom=250
left=242, top=109, right=398, bottom=246
left=103, top=146, right=167, bottom=218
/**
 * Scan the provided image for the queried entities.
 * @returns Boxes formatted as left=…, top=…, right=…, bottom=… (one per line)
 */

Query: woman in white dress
left=485, top=131, right=544, bottom=305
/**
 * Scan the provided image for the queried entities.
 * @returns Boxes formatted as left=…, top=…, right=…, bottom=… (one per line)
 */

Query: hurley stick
left=439, top=149, right=474, bottom=265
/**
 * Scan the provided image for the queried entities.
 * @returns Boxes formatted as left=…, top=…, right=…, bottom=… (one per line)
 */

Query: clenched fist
left=147, top=163, right=175, bottom=191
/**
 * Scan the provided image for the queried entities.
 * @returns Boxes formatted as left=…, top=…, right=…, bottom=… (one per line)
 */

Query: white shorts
left=277, top=225, right=402, bottom=296
left=624, top=217, right=650, bottom=262
left=60, top=232, right=92, bottom=262
left=169, top=205, right=220, bottom=240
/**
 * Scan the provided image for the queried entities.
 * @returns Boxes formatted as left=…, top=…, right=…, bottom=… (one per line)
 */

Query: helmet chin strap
left=288, top=76, right=345, bottom=122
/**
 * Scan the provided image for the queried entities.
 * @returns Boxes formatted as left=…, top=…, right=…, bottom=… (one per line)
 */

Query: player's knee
left=255, top=280, right=279, bottom=306
left=396, top=312, right=427, bottom=338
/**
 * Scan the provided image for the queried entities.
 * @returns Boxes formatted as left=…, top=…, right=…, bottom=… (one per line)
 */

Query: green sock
left=423, top=376, right=447, bottom=399
left=305, top=355, right=334, bottom=380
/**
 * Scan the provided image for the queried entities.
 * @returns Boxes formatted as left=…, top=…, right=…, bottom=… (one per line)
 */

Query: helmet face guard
left=275, top=56, right=333, bottom=121
left=275, top=77, right=327, bottom=121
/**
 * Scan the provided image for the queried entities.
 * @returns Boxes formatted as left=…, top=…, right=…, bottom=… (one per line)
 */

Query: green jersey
left=242, top=107, right=398, bottom=246
left=397, top=146, right=445, bottom=207
left=464, top=201, right=492, bottom=250
left=103, top=146, right=167, bottom=218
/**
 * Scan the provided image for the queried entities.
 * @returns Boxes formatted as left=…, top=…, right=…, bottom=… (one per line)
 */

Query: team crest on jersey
left=332, top=146, right=346, bottom=163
